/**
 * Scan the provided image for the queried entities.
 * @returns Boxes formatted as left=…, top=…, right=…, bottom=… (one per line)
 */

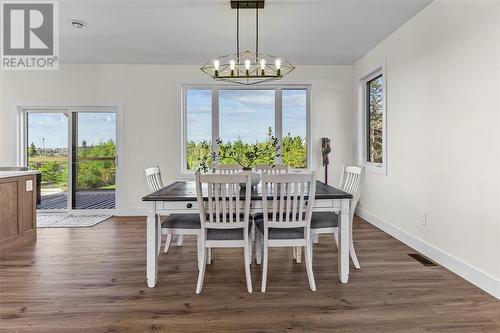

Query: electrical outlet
left=419, top=211, right=427, bottom=226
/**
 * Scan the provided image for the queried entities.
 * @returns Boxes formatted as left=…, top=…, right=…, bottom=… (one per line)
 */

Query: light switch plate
left=26, top=179, right=33, bottom=192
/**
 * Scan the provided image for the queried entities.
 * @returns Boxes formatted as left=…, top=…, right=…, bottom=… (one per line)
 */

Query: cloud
left=187, top=106, right=211, bottom=114
left=221, top=90, right=275, bottom=107
left=283, top=94, right=306, bottom=108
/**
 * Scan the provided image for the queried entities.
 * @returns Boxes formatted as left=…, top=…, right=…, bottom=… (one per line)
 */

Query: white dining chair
left=254, top=164, right=289, bottom=249
left=145, top=166, right=189, bottom=253
left=310, top=165, right=364, bottom=269
left=212, top=164, right=243, bottom=174
left=255, top=172, right=317, bottom=292
left=205, top=163, right=244, bottom=264
left=195, top=171, right=253, bottom=294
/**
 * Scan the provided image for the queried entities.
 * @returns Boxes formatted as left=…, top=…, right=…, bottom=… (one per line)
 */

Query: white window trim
left=180, top=84, right=312, bottom=176
left=357, top=64, right=387, bottom=175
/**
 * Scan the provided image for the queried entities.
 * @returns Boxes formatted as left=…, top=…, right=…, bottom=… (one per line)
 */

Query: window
left=359, top=67, right=386, bottom=174
left=282, top=89, right=307, bottom=168
left=185, top=89, right=212, bottom=170
left=183, top=86, right=310, bottom=172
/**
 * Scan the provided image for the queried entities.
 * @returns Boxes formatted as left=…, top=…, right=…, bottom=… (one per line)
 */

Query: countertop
left=0, top=170, right=40, bottom=179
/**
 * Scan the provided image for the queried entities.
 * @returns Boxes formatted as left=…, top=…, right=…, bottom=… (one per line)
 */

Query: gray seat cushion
left=206, top=222, right=252, bottom=241
left=311, top=212, right=339, bottom=229
left=255, top=219, right=304, bottom=239
left=161, top=214, right=201, bottom=229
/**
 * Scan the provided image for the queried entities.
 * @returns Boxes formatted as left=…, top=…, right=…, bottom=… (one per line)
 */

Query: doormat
left=37, top=214, right=111, bottom=228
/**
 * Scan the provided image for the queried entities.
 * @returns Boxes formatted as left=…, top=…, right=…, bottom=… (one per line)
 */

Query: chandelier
left=201, top=0, right=295, bottom=85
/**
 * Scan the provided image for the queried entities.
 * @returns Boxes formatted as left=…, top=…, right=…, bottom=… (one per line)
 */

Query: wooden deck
left=0, top=216, right=498, bottom=332
left=39, top=190, right=115, bottom=210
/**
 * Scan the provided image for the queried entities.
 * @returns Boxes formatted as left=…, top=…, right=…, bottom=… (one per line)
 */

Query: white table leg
left=147, top=203, right=159, bottom=288
left=338, top=199, right=350, bottom=283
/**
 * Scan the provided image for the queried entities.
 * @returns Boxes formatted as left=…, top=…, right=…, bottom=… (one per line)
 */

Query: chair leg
left=244, top=242, right=253, bottom=293
left=304, top=242, right=317, bottom=291
left=349, top=217, right=360, bottom=269
left=207, top=248, right=212, bottom=265
left=255, top=232, right=262, bottom=264
left=296, top=246, right=302, bottom=263
left=196, top=235, right=203, bottom=271
left=350, top=240, right=361, bottom=269
left=163, top=234, right=172, bottom=253
left=293, top=246, right=297, bottom=260
left=196, top=247, right=207, bottom=294
left=309, top=235, right=314, bottom=262
left=261, top=243, right=268, bottom=293
left=333, top=231, right=339, bottom=249
left=249, top=234, right=253, bottom=264
left=176, top=235, right=184, bottom=246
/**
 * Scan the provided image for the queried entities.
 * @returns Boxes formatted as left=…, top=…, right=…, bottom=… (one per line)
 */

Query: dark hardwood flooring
left=0, top=216, right=499, bottom=333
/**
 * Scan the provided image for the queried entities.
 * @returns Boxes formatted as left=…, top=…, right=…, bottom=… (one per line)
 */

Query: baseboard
left=356, top=207, right=500, bottom=300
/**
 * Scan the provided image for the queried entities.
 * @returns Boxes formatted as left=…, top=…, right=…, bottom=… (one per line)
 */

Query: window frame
left=358, top=66, right=387, bottom=175
left=181, top=84, right=311, bottom=175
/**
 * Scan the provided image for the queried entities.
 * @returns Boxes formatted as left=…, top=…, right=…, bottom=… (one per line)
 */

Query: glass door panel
left=73, top=112, right=116, bottom=210
left=26, top=112, right=69, bottom=210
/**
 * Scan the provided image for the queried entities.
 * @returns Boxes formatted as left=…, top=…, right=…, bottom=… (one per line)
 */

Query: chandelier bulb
left=213, top=59, right=220, bottom=70
left=229, top=60, right=236, bottom=70
left=245, top=59, right=251, bottom=70
left=260, top=58, right=266, bottom=70
left=275, top=58, right=281, bottom=70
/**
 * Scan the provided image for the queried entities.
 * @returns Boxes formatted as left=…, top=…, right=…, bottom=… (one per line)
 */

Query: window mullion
left=275, top=87, right=283, bottom=164
left=212, top=87, right=219, bottom=155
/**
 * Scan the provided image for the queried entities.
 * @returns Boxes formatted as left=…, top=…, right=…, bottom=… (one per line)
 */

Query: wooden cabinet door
left=0, top=181, right=19, bottom=242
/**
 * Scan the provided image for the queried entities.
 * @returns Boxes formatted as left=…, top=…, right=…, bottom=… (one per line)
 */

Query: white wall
left=353, top=0, right=500, bottom=296
left=0, top=65, right=353, bottom=214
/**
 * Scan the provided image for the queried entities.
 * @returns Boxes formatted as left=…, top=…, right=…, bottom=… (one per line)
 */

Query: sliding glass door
left=27, top=112, right=69, bottom=210
left=24, top=109, right=117, bottom=212
left=73, top=112, right=116, bottom=210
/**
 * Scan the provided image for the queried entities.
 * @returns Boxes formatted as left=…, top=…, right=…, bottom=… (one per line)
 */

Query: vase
left=239, top=169, right=261, bottom=188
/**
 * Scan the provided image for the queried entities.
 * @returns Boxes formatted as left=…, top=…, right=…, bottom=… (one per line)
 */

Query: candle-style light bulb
left=213, top=59, right=220, bottom=77
left=275, top=58, right=282, bottom=76
left=260, top=58, right=266, bottom=76
left=245, top=59, right=251, bottom=76
left=229, top=59, right=235, bottom=76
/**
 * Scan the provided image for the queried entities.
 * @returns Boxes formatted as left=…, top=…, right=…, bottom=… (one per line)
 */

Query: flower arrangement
left=196, top=132, right=281, bottom=172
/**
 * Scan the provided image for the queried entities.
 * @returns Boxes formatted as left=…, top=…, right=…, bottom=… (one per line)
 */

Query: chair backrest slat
left=196, top=172, right=251, bottom=230
left=212, top=164, right=243, bottom=175
left=255, top=164, right=289, bottom=175
left=145, top=166, right=164, bottom=193
left=262, top=172, right=316, bottom=229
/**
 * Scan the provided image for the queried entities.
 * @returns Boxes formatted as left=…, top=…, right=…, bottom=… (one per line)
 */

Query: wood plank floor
left=0, top=216, right=499, bottom=333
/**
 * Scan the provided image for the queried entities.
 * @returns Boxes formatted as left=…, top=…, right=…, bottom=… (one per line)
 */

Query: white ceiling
left=59, top=0, right=432, bottom=65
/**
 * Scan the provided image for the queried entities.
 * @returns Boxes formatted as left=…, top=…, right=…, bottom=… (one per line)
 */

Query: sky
left=27, top=112, right=116, bottom=148
left=26, top=90, right=307, bottom=149
left=187, top=89, right=307, bottom=143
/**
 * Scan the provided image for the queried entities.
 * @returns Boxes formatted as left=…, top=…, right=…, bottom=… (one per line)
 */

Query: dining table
left=142, top=180, right=353, bottom=288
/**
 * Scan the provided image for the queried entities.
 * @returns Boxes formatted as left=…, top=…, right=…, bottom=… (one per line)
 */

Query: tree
left=28, top=142, right=38, bottom=157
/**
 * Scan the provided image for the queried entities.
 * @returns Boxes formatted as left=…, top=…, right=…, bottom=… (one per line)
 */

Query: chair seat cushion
left=206, top=222, right=252, bottom=241
left=311, top=212, right=339, bottom=229
left=255, top=219, right=304, bottom=239
left=161, top=214, right=201, bottom=229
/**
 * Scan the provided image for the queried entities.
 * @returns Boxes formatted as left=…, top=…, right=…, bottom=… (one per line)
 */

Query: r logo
left=3, top=3, right=54, bottom=55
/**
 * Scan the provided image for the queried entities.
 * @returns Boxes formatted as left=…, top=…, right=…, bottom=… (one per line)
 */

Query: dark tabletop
left=142, top=180, right=352, bottom=202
